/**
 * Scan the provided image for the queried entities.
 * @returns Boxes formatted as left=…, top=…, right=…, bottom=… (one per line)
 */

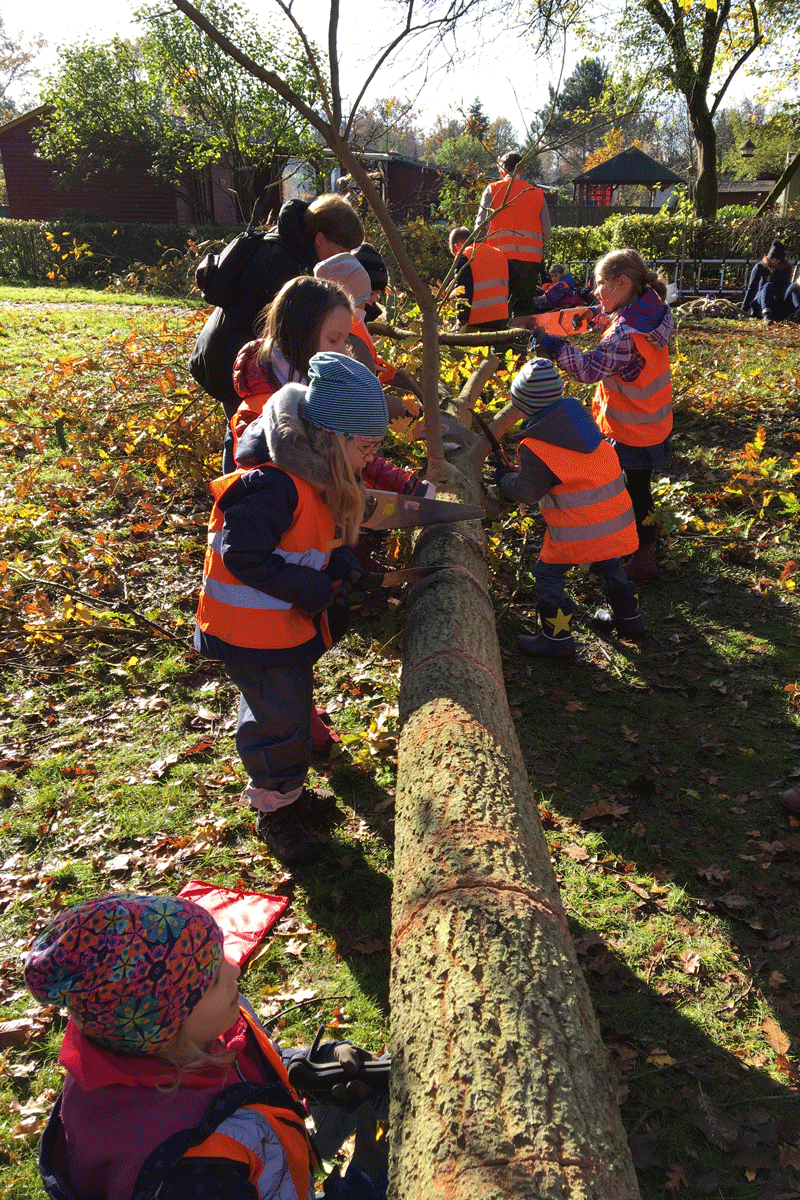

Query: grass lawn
left=0, top=300, right=798, bottom=1197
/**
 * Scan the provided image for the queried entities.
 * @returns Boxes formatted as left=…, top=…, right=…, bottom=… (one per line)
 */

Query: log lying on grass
left=389, top=460, right=640, bottom=1198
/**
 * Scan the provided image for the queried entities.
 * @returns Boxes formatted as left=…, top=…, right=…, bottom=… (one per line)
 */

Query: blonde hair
left=305, top=194, right=364, bottom=250
left=154, top=1022, right=236, bottom=1092
left=305, top=422, right=366, bottom=546
left=595, top=248, right=668, bottom=300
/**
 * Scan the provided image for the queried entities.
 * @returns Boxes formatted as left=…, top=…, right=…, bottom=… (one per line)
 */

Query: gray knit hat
left=510, top=357, right=563, bottom=416
left=314, top=254, right=372, bottom=308
left=303, top=353, right=389, bottom=439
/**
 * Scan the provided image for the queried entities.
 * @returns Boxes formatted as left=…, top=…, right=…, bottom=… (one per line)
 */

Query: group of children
left=21, top=239, right=674, bottom=1200
left=449, top=224, right=590, bottom=332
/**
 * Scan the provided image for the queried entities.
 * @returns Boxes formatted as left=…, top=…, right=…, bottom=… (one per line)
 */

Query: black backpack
left=195, top=229, right=267, bottom=307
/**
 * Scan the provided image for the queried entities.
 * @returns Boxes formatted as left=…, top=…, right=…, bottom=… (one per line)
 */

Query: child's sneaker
left=294, top=785, right=337, bottom=824
left=256, top=806, right=319, bottom=865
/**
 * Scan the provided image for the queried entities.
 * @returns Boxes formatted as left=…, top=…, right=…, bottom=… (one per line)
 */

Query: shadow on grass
left=567, top=914, right=800, bottom=1199
left=498, top=561, right=800, bottom=1195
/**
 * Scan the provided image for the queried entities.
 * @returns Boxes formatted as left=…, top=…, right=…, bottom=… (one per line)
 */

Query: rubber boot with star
left=518, top=600, right=576, bottom=658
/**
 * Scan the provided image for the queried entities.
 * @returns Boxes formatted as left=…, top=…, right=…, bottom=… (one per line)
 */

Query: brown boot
left=624, top=543, right=658, bottom=582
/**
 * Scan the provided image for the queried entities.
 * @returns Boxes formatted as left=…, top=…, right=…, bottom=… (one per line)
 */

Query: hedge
left=1, top=209, right=798, bottom=296
left=0, top=219, right=240, bottom=292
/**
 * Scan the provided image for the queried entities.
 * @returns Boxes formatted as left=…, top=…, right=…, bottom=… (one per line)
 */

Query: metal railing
left=562, top=256, right=800, bottom=297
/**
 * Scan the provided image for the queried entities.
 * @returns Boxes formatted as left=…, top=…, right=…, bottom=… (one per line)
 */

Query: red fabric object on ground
left=311, top=705, right=342, bottom=755
left=177, top=881, right=289, bottom=966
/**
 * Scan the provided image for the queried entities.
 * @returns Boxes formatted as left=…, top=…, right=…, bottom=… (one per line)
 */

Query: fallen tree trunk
left=390, top=452, right=640, bottom=1198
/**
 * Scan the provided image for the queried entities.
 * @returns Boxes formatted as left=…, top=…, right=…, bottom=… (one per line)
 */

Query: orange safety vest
left=459, top=243, right=509, bottom=324
left=195, top=465, right=336, bottom=651
left=592, top=332, right=673, bottom=447
left=520, top=435, right=638, bottom=564
left=349, top=314, right=381, bottom=367
left=231, top=385, right=277, bottom=462
left=485, top=177, right=546, bottom=263
left=183, top=1005, right=317, bottom=1200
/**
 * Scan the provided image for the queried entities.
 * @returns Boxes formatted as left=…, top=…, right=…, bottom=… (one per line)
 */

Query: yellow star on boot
left=545, top=607, right=572, bottom=636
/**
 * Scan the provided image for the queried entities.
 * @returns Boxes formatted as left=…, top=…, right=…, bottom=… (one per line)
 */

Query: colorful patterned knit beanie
left=510, top=357, right=564, bottom=417
left=303, top=352, right=388, bottom=439
left=24, top=894, right=223, bottom=1055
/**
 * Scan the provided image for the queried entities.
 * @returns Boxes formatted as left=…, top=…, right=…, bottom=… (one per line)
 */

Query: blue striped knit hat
left=510, top=357, right=563, bottom=416
left=303, top=352, right=389, bottom=439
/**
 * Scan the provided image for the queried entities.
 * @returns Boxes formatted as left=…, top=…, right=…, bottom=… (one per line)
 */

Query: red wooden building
left=0, top=106, right=239, bottom=224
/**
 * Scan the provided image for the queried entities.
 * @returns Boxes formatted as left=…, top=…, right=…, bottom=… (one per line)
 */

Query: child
left=195, top=353, right=391, bottom=866
left=353, top=242, right=389, bottom=323
left=493, top=358, right=643, bottom=657
left=741, top=240, right=800, bottom=324
left=448, top=226, right=510, bottom=331
left=25, top=893, right=388, bottom=1200
left=548, top=263, right=577, bottom=290
left=231, top=276, right=353, bottom=456
left=232, top=276, right=430, bottom=498
left=532, top=248, right=674, bottom=582
left=314, top=254, right=424, bottom=417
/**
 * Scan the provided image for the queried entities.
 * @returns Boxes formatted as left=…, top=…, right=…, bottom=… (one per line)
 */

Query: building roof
left=718, top=179, right=774, bottom=193
left=572, top=147, right=685, bottom=187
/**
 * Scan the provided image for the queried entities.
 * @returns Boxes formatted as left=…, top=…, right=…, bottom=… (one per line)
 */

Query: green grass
left=0, top=301, right=799, bottom=1198
left=0, top=283, right=206, bottom=306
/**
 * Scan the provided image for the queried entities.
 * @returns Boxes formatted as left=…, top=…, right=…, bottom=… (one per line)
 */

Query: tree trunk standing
left=390, top=464, right=641, bottom=1200
left=690, top=101, right=718, bottom=220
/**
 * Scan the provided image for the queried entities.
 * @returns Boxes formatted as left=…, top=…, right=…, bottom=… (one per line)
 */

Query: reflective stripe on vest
left=195, top=465, right=336, bottom=649
left=462, top=243, right=509, bottom=323
left=486, top=178, right=545, bottom=262
left=593, top=331, right=673, bottom=447
left=521, top=435, right=637, bottom=564
left=182, top=1008, right=315, bottom=1200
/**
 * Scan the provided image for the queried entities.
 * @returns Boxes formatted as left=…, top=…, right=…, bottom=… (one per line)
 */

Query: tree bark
left=390, top=460, right=641, bottom=1200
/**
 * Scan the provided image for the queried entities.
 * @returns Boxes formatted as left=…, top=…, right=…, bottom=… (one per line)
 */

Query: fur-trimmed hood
left=235, top=383, right=332, bottom=493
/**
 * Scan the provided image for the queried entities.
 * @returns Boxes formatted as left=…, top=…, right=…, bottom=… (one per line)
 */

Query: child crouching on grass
left=492, top=357, right=645, bottom=657
left=25, top=893, right=388, bottom=1200
left=195, top=353, right=390, bottom=867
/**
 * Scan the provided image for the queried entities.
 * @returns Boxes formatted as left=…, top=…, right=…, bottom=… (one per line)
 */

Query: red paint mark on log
left=392, top=880, right=568, bottom=947
left=403, top=646, right=505, bottom=689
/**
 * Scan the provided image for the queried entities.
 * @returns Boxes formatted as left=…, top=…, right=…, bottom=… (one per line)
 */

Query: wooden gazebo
left=573, top=147, right=685, bottom=207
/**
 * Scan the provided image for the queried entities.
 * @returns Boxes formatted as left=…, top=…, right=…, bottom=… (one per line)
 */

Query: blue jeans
left=535, top=557, right=630, bottom=608
left=756, top=280, right=800, bottom=321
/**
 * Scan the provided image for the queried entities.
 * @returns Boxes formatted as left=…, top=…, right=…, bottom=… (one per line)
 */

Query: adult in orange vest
left=531, top=249, right=674, bottom=582
left=492, top=358, right=643, bottom=657
left=448, top=226, right=510, bottom=331
left=195, top=353, right=389, bottom=865
left=474, top=152, right=551, bottom=317
left=26, top=894, right=389, bottom=1200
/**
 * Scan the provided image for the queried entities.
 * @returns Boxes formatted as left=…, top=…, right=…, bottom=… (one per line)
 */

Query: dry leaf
left=578, top=799, right=630, bottom=821
left=348, top=937, right=388, bottom=955
left=0, top=1018, right=39, bottom=1048
left=563, top=843, right=589, bottom=862
left=762, top=1016, right=790, bottom=1056
left=679, top=950, right=702, bottom=976
left=665, top=1163, right=688, bottom=1191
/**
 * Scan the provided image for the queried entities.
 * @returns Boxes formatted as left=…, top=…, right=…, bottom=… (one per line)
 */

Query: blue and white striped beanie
left=510, top=357, right=563, bottom=416
left=303, top=352, right=389, bottom=439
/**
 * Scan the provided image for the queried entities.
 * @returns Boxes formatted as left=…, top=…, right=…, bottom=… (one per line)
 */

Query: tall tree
left=0, top=16, right=45, bottom=122
left=577, top=0, right=798, bottom=217
left=465, top=96, right=490, bottom=142
left=36, top=0, right=318, bottom=222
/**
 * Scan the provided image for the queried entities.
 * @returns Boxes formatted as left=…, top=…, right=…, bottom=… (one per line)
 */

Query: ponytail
left=595, top=248, right=668, bottom=300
